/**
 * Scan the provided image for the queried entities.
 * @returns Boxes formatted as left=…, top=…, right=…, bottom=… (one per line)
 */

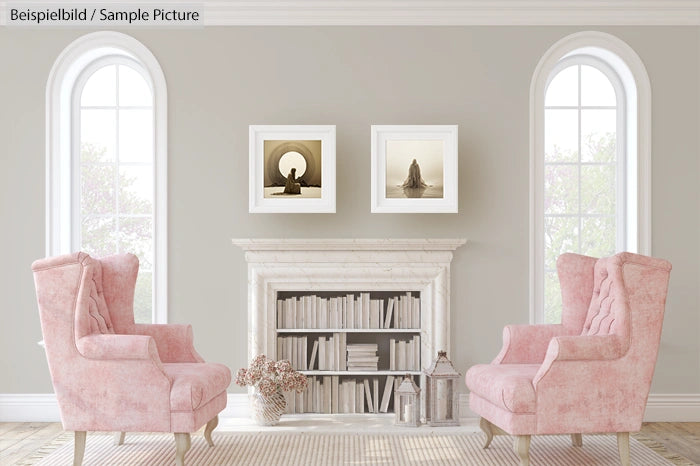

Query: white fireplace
left=232, top=239, right=466, bottom=372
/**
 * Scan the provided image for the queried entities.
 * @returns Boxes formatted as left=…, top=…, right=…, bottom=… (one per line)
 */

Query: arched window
left=531, top=32, right=651, bottom=324
left=47, top=32, right=167, bottom=323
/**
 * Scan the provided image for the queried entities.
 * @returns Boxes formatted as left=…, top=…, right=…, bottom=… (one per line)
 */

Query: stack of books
left=346, top=343, right=379, bottom=371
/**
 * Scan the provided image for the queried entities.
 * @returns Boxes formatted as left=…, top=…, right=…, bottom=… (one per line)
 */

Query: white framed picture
left=371, top=125, right=458, bottom=213
left=249, top=125, right=336, bottom=213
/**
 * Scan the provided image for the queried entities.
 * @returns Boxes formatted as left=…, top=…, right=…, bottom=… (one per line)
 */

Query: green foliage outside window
left=80, top=143, right=153, bottom=323
left=544, top=132, right=617, bottom=323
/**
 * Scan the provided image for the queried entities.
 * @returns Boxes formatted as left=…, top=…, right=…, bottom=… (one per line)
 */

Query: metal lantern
left=394, top=374, right=421, bottom=427
left=424, top=350, right=460, bottom=426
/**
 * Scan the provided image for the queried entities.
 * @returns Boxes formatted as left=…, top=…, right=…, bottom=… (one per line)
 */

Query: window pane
left=581, top=109, right=616, bottom=162
left=119, top=109, right=153, bottom=163
left=80, top=158, right=115, bottom=216
left=118, top=216, right=153, bottom=269
left=545, top=109, right=578, bottom=162
left=545, top=165, right=579, bottom=214
left=581, top=216, right=616, bottom=258
left=545, top=65, right=578, bottom=107
left=544, top=271, right=562, bottom=324
left=581, top=165, right=616, bottom=215
left=73, top=56, right=158, bottom=325
left=133, top=271, right=152, bottom=324
left=544, top=216, right=579, bottom=270
left=119, top=165, right=153, bottom=215
left=81, top=109, right=116, bottom=161
left=81, top=65, right=116, bottom=107
left=81, top=216, right=117, bottom=258
left=581, top=65, right=616, bottom=107
left=119, top=65, right=152, bottom=107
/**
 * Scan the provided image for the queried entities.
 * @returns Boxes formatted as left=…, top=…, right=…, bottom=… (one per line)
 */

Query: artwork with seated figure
left=262, top=139, right=323, bottom=200
left=283, top=167, right=302, bottom=195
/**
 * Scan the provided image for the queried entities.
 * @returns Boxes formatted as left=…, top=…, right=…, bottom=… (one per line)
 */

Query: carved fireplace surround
left=232, top=239, right=467, bottom=366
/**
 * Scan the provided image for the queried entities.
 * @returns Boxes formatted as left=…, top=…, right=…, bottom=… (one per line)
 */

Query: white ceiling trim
left=2, top=1, right=700, bottom=26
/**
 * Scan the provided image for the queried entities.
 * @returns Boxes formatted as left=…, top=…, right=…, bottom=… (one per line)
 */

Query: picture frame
left=249, top=125, right=336, bottom=213
left=371, top=125, right=458, bottom=213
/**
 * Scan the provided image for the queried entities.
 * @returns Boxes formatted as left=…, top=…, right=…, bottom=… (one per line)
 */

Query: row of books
left=284, top=375, right=399, bottom=414
left=277, top=334, right=348, bottom=371
left=389, top=336, right=421, bottom=371
left=277, top=335, right=309, bottom=371
left=277, top=293, right=420, bottom=329
left=277, top=334, right=422, bottom=372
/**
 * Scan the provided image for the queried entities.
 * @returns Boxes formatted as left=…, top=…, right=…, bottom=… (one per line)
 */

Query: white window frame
left=530, top=31, right=652, bottom=324
left=46, top=31, right=168, bottom=324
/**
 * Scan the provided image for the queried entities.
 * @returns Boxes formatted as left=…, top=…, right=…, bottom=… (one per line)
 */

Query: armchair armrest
left=493, top=324, right=570, bottom=364
left=72, top=334, right=172, bottom=428
left=544, top=334, right=626, bottom=362
left=533, top=334, right=627, bottom=387
left=77, top=334, right=162, bottom=362
left=133, top=323, right=204, bottom=363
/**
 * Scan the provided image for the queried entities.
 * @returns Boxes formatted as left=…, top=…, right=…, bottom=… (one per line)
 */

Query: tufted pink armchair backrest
left=32, top=252, right=119, bottom=357
left=581, top=254, right=631, bottom=338
left=75, top=254, right=116, bottom=338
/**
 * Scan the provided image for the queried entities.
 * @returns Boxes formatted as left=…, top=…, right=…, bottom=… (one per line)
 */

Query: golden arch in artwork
left=264, top=140, right=322, bottom=187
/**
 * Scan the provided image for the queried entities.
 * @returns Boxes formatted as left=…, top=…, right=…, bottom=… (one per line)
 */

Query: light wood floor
left=637, top=422, right=700, bottom=464
left=0, top=422, right=698, bottom=465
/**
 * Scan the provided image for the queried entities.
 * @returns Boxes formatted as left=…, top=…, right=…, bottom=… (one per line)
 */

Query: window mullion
left=115, top=64, right=121, bottom=254
left=577, top=64, right=582, bottom=255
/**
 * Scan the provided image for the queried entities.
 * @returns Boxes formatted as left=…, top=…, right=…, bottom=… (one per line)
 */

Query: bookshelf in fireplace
left=275, top=290, right=422, bottom=415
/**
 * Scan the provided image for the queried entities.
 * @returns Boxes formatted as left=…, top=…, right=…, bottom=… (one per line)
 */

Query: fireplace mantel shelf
left=232, top=238, right=466, bottom=252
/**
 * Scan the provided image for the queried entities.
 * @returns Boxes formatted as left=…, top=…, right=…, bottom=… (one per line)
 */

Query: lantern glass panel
left=399, top=395, right=414, bottom=423
left=435, top=379, right=454, bottom=421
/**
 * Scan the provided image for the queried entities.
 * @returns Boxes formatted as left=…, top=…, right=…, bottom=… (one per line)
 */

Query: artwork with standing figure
left=386, top=140, right=444, bottom=199
left=371, top=125, right=457, bottom=213
left=402, top=159, right=427, bottom=189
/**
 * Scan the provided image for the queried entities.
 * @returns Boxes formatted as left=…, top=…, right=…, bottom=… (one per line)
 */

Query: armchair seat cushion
left=466, top=364, right=539, bottom=414
left=164, top=363, right=232, bottom=411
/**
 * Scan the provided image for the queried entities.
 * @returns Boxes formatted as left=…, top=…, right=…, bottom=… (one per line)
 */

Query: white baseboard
left=0, top=394, right=62, bottom=422
left=643, top=394, right=700, bottom=422
left=2, top=392, right=699, bottom=423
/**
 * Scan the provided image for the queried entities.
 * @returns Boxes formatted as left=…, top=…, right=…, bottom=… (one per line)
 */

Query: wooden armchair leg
left=174, top=432, right=191, bottom=466
left=73, top=431, right=86, bottom=466
left=571, top=433, right=583, bottom=447
left=513, top=435, right=531, bottom=466
left=479, top=417, right=495, bottom=449
left=114, top=432, right=126, bottom=446
left=204, top=415, right=219, bottom=447
left=617, top=432, right=630, bottom=466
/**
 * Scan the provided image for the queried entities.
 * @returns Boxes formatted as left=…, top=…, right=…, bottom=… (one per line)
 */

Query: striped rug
left=32, top=431, right=675, bottom=465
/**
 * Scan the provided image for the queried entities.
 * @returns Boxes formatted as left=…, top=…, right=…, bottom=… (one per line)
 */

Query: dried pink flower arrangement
left=235, top=354, right=308, bottom=397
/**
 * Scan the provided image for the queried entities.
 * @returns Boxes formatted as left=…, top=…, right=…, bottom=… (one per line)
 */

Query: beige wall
left=1, top=26, right=698, bottom=395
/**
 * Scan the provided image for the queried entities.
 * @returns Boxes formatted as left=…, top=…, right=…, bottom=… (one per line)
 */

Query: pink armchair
left=465, top=252, right=671, bottom=466
left=32, top=252, right=231, bottom=466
